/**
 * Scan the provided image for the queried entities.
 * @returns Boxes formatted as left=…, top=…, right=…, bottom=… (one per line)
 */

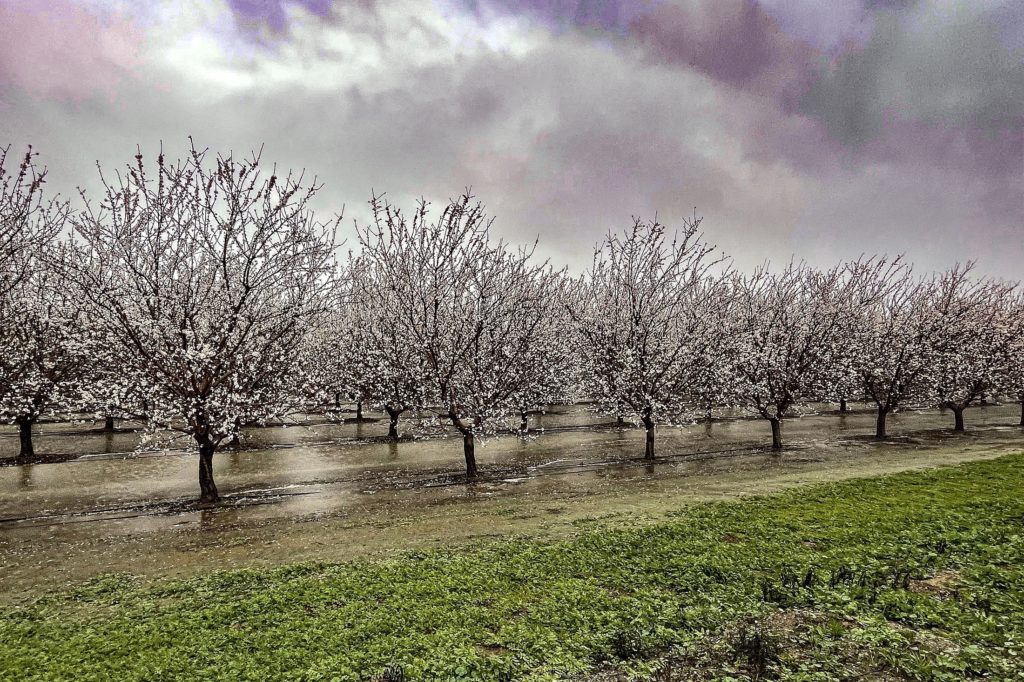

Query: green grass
left=3, top=455, right=1024, bottom=681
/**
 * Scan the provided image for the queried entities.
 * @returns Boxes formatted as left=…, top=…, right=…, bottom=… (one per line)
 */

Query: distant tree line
left=2, top=144, right=1022, bottom=502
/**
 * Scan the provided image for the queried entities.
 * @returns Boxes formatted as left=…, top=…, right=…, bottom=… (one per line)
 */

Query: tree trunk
left=769, top=417, right=782, bottom=451
left=875, top=406, right=888, bottom=440
left=1019, top=396, right=1024, bottom=427
left=462, top=432, right=477, bottom=479
left=16, top=416, right=34, bottom=459
left=334, top=392, right=341, bottom=408
left=952, top=405, right=965, bottom=432
left=616, top=414, right=624, bottom=426
left=520, top=409, right=529, bottom=433
left=642, top=409, right=655, bottom=460
left=103, top=415, right=115, bottom=431
left=386, top=406, right=401, bottom=441
left=839, top=398, right=848, bottom=413
left=450, top=414, right=478, bottom=479
left=356, top=400, right=363, bottom=420
left=197, top=438, right=219, bottom=503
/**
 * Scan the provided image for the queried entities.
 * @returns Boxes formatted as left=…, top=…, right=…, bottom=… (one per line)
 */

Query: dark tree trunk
left=839, top=398, right=848, bottom=413
left=520, top=409, right=529, bottom=433
left=450, top=414, right=478, bottom=479
left=769, top=417, right=782, bottom=451
left=952, top=405, right=965, bottom=432
left=197, top=438, right=219, bottom=503
left=642, top=409, right=655, bottom=460
left=334, top=392, right=341, bottom=408
left=16, top=416, right=34, bottom=459
left=616, top=414, right=624, bottom=426
left=1019, top=397, right=1024, bottom=427
left=356, top=400, right=363, bottom=420
left=103, top=415, right=115, bottom=431
left=386, top=406, right=401, bottom=441
left=462, top=432, right=477, bottom=479
left=875, top=406, right=888, bottom=440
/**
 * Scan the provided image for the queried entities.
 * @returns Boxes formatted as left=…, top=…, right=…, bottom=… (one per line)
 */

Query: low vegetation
left=2, top=453, right=1023, bottom=680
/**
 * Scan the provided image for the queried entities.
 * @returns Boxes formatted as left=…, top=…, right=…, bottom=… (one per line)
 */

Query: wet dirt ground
left=1, top=403, right=1021, bottom=602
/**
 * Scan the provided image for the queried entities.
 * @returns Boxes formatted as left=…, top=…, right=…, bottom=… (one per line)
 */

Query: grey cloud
left=1, top=0, right=1020, bottom=281
left=801, top=3, right=1024, bottom=145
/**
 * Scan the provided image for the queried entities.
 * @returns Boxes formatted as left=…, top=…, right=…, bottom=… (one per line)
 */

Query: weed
left=732, top=617, right=781, bottom=679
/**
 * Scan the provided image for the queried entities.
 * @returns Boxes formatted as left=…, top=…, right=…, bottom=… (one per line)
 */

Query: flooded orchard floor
left=1, top=403, right=1022, bottom=601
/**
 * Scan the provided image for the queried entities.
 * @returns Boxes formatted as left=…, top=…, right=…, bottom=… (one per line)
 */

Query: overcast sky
left=1, top=0, right=1021, bottom=277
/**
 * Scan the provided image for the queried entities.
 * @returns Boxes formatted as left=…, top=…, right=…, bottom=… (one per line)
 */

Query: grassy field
left=2, top=454, right=1023, bottom=681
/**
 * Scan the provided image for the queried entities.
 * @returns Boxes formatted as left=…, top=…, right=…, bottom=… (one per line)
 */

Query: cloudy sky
left=1, top=0, right=1021, bottom=276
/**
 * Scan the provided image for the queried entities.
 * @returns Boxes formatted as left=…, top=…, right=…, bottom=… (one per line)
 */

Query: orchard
left=2, top=143, right=1022, bottom=502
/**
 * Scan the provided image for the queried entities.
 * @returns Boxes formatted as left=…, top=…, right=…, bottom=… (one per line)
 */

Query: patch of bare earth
left=909, top=568, right=960, bottom=600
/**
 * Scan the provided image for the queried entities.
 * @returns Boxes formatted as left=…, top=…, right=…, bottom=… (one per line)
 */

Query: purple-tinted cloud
left=628, top=0, right=821, bottom=112
left=799, top=4, right=1024, bottom=161
left=456, top=1, right=843, bottom=114
left=867, top=118, right=1024, bottom=180
left=0, top=0, right=142, bottom=102
left=451, top=0, right=661, bottom=36
left=1, top=0, right=1020, bottom=282
left=755, top=0, right=880, bottom=56
left=226, top=0, right=333, bottom=33
left=458, top=0, right=1022, bottom=185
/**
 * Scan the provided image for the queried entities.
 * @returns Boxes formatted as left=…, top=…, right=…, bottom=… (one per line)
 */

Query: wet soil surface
left=1, top=403, right=1021, bottom=601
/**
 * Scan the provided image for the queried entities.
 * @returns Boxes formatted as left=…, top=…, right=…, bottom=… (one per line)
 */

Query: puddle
left=1, top=403, right=1021, bottom=600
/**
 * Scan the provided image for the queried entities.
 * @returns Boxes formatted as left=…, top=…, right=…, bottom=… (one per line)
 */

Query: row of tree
left=2, top=144, right=1022, bottom=502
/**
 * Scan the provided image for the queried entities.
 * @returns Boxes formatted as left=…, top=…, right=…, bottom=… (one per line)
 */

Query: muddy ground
left=1, top=403, right=1021, bottom=602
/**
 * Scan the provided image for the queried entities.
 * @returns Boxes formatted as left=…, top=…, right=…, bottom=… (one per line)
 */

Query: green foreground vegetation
left=3, top=455, right=1024, bottom=681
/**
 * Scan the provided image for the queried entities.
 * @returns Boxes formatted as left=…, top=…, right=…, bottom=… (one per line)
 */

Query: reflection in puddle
left=0, top=403, right=1021, bottom=597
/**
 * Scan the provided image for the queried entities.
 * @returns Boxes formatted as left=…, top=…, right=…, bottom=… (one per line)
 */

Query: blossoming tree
left=925, top=265, right=1017, bottom=432
left=569, top=215, right=729, bottom=459
left=0, top=146, right=66, bottom=299
left=69, top=144, right=338, bottom=502
left=0, top=148, right=89, bottom=459
left=726, top=260, right=889, bottom=450
left=842, top=259, right=938, bottom=439
left=999, top=289, right=1024, bottom=426
left=357, top=192, right=564, bottom=478
left=0, top=252, right=100, bottom=459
